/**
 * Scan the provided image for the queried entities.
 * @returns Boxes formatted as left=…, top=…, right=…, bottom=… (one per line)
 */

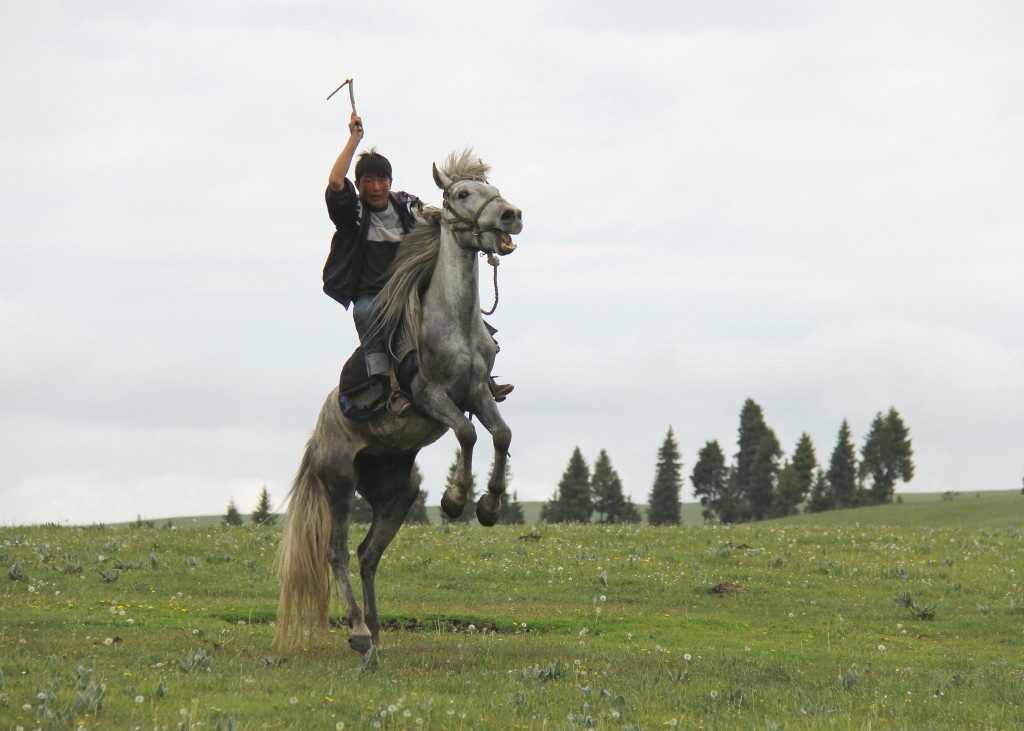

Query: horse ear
left=432, top=163, right=452, bottom=191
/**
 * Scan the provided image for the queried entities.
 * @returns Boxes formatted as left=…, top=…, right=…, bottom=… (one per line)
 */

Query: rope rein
left=441, top=180, right=506, bottom=315
left=481, top=253, right=500, bottom=315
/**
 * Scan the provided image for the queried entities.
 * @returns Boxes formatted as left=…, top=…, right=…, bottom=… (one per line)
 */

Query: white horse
left=275, top=150, right=522, bottom=654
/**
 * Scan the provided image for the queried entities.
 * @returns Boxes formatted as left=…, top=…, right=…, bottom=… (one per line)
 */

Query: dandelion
left=599, top=595, right=607, bottom=602
left=336, top=724, right=346, bottom=730
left=683, top=653, right=692, bottom=662
left=710, top=691, right=718, bottom=699
left=135, top=695, right=145, bottom=703
left=103, top=637, right=114, bottom=646
left=27, top=585, right=35, bottom=593
left=290, top=697, right=298, bottom=705
left=877, top=644, right=887, bottom=651
left=126, top=618, right=134, bottom=625
left=22, top=703, right=33, bottom=710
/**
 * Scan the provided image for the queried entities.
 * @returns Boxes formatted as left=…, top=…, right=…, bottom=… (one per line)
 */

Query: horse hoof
left=476, top=494, right=501, bottom=527
left=348, top=634, right=372, bottom=654
left=441, top=494, right=465, bottom=519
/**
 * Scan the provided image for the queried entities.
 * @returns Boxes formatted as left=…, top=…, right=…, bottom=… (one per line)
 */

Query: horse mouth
left=497, top=232, right=517, bottom=256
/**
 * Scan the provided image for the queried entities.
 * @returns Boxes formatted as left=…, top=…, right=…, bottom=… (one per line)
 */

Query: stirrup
left=387, top=389, right=413, bottom=416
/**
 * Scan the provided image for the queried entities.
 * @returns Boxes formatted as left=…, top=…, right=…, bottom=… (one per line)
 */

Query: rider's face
left=356, top=174, right=392, bottom=211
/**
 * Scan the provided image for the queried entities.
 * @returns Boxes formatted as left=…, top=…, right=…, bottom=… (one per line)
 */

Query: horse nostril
left=501, top=210, right=515, bottom=222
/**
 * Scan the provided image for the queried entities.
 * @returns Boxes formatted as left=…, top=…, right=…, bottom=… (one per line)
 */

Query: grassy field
left=2, top=492, right=1023, bottom=729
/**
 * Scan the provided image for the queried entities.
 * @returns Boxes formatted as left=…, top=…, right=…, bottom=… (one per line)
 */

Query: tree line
left=692, top=399, right=914, bottom=522
left=542, top=398, right=914, bottom=525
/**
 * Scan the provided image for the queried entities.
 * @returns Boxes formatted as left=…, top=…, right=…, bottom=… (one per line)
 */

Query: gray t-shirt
left=355, top=202, right=404, bottom=298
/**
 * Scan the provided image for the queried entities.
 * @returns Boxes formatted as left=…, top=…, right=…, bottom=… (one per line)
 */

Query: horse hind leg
left=326, top=485, right=373, bottom=653
left=354, top=453, right=419, bottom=652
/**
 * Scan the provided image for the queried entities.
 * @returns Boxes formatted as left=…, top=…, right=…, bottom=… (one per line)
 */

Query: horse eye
left=457, top=190, right=470, bottom=199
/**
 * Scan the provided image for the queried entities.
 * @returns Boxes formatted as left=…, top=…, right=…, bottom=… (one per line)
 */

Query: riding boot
left=372, top=374, right=412, bottom=416
left=489, top=377, right=514, bottom=402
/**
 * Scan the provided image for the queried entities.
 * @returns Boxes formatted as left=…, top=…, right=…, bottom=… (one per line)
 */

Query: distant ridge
left=99, top=490, right=1023, bottom=530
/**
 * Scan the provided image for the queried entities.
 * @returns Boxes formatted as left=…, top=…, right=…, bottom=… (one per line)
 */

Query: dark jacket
left=322, top=179, right=423, bottom=309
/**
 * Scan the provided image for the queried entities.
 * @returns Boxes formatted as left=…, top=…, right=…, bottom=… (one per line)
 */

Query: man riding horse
left=322, top=112, right=513, bottom=415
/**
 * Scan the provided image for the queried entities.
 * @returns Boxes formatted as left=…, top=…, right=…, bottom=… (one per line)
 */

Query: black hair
left=354, top=147, right=392, bottom=182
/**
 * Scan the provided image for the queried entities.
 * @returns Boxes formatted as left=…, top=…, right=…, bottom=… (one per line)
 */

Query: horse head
left=433, top=150, right=522, bottom=256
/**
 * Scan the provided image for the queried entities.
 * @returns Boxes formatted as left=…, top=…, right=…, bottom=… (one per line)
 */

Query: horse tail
left=274, top=440, right=333, bottom=651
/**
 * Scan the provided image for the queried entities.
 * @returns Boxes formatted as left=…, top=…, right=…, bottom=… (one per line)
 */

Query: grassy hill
left=114, top=490, right=1024, bottom=530
left=769, top=489, right=1023, bottom=528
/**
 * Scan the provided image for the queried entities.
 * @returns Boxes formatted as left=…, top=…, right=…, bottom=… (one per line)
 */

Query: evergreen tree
left=748, top=427, right=782, bottom=521
left=648, top=427, right=683, bottom=525
left=691, top=440, right=728, bottom=523
left=620, top=495, right=642, bottom=524
left=442, top=450, right=477, bottom=523
left=827, top=420, right=860, bottom=508
left=541, top=447, right=591, bottom=523
left=733, top=399, right=770, bottom=521
left=859, top=407, right=915, bottom=504
left=772, top=433, right=816, bottom=517
left=805, top=468, right=832, bottom=513
left=223, top=497, right=243, bottom=527
left=502, top=490, right=527, bottom=525
left=591, top=449, right=628, bottom=523
left=405, top=464, right=430, bottom=524
left=251, top=486, right=276, bottom=526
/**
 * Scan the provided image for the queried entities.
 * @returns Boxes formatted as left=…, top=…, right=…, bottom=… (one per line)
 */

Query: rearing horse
left=275, top=150, right=523, bottom=654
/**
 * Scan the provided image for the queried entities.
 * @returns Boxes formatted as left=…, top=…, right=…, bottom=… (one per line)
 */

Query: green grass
left=3, top=496, right=1024, bottom=729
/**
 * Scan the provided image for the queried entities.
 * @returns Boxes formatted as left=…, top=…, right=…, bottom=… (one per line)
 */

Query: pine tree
left=591, top=450, right=628, bottom=523
left=502, top=490, right=527, bottom=525
left=691, top=440, right=728, bottom=523
left=541, top=447, right=591, bottom=523
left=827, top=420, right=860, bottom=508
left=748, top=427, right=782, bottom=521
left=772, top=433, right=816, bottom=517
left=223, top=497, right=243, bottom=527
left=805, top=468, right=832, bottom=513
left=733, top=399, right=770, bottom=522
left=620, top=495, right=642, bottom=524
left=251, top=486, right=276, bottom=526
left=860, top=407, right=915, bottom=504
left=443, top=450, right=477, bottom=523
left=405, top=464, right=430, bottom=524
left=648, top=428, right=683, bottom=525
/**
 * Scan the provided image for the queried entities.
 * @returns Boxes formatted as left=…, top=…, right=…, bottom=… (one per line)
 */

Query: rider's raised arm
left=328, top=112, right=364, bottom=192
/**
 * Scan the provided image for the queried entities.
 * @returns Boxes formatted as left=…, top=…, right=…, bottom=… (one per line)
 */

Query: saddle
left=337, top=347, right=418, bottom=422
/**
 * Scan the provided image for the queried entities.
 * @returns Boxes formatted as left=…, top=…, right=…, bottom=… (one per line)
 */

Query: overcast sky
left=2, top=1, right=1022, bottom=526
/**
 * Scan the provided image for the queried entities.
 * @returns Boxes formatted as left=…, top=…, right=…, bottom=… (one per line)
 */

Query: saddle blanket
left=337, top=347, right=417, bottom=422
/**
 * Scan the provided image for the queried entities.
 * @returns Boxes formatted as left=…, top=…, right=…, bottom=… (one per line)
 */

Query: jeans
left=352, top=294, right=389, bottom=377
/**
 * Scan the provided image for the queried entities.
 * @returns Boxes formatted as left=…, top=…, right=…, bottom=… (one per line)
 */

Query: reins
left=441, top=180, right=506, bottom=315
left=481, top=253, right=500, bottom=315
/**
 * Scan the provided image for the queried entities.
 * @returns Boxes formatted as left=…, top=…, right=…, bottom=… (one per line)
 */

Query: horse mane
left=371, top=149, right=490, bottom=358
left=371, top=207, right=442, bottom=358
left=443, top=147, right=491, bottom=183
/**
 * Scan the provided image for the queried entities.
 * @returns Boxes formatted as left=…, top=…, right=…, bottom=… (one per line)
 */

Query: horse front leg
left=469, top=391, right=512, bottom=527
left=415, top=383, right=477, bottom=518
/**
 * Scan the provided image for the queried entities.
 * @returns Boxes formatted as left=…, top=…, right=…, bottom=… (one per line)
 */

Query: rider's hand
left=348, top=112, right=363, bottom=139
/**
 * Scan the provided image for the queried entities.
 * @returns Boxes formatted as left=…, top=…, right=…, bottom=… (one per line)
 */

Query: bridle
left=440, top=178, right=507, bottom=314
left=441, top=179, right=505, bottom=253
